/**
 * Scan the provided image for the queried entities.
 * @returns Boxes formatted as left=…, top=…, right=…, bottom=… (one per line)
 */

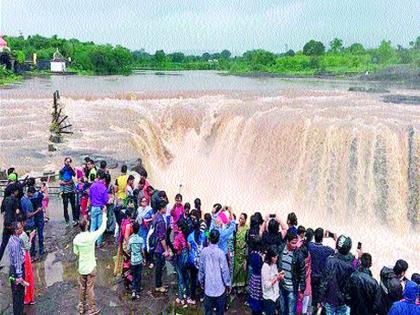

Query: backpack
left=146, top=218, right=158, bottom=254
left=188, top=237, right=203, bottom=269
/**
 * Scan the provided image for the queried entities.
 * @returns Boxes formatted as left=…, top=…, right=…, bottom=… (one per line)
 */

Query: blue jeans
left=106, top=204, right=115, bottom=233
left=280, top=287, right=297, bottom=315
left=30, top=219, right=44, bottom=257
left=155, top=253, right=165, bottom=288
left=90, top=206, right=103, bottom=246
left=324, top=303, right=349, bottom=315
left=204, top=293, right=226, bottom=315
left=175, top=255, right=190, bottom=299
left=263, top=299, right=278, bottom=315
left=131, top=263, right=142, bottom=293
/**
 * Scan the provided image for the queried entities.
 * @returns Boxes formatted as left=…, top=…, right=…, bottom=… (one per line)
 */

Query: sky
left=1, top=0, right=419, bottom=55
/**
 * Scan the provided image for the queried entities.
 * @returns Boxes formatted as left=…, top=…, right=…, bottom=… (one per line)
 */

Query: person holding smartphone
left=262, top=247, right=284, bottom=315
left=308, top=228, right=336, bottom=312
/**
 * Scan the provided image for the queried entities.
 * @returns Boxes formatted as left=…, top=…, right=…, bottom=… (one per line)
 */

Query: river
left=0, top=71, right=419, bottom=278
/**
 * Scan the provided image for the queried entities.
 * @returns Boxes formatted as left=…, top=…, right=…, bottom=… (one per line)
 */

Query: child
left=173, top=219, right=190, bottom=306
left=128, top=222, right=144, bottom=300
left=76, top=177, right=88, bottom=220
left=18, top=221, right=36, bottom=305
left=40, top=182, right=49, bottom=222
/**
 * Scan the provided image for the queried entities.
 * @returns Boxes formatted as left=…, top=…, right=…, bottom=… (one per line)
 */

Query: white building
left=50, top=48, right=66, bottom=73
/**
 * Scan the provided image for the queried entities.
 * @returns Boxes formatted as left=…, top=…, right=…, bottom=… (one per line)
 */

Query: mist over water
left=1, top=73, right=419, bottom=277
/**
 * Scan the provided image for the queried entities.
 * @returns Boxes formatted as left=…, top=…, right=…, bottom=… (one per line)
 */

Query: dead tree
left=50, top=90, right=73, bottom=144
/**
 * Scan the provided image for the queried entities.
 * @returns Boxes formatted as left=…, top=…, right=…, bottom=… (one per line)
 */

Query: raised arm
left=92, top=207, right=108, bottom=241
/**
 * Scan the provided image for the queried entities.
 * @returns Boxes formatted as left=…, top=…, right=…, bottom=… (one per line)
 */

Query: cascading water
left=1, top=75, right=419, bottom=276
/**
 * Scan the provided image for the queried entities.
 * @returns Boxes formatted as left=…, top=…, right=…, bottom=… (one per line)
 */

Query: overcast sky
left=1, top=0, right=419, bottom=55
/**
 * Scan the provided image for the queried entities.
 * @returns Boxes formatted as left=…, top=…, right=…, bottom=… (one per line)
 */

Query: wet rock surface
left=0, top=199, right=249, bottom=314
left=382, top=94, right=420, bottom=105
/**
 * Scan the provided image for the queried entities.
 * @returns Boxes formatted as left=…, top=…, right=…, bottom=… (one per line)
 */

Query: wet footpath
left=0, top=199, right=249, bottom=315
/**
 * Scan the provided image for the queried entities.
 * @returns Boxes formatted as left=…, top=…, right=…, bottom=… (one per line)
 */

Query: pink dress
left=41, top=185, right=49, bottom=210
left=170, top=204, right=184, bottom=227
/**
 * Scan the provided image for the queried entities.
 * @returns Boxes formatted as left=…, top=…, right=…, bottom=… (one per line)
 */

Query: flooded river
left=0, top=71, right=419, bottom=313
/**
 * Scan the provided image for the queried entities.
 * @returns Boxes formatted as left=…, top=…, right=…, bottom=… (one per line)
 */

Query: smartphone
left=357, top=242, right=362, bottom=250
left=328, top=231, right=334, bottom=238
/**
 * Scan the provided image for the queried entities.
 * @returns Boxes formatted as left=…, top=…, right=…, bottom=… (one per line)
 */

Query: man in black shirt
left=0, top=184, right=20, bottom=264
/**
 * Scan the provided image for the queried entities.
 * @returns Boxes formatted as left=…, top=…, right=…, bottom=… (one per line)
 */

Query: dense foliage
left=4, top=34, right=133, bottom=75
left=230, top=37, right=420, bottom=76
left=2, top=34, right=420, bottom=78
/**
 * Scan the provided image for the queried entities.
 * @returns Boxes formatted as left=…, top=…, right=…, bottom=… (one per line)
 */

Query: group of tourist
left=0, top=168, right=48, bottom=314
left=1, top=158, right=419, bottom=315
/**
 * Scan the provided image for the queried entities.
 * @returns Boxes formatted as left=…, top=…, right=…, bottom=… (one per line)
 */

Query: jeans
left=30, top=220, right=44, bottom=257
left=263, top=299, right=277, bottom=315
left=155, top=253, right=165, bottom=288
left=280, top=287, right=297, bottom=315
left=90, top=206, right=103, bottom=246
left=189, top=266, right=199, bottom=300
left=106, top=204, right=116, bottom=233
left=0, top=227, right=11, bottom=262
left=311, top=274, right=322, bottom=307
left=324, top=303, right=350, bottom=315
left=62, top=192, right=78, bottom=223
left=131, top=263, right=142, bottom=293
left=204, top=293, right=226, bottom=315
left=175, top=255, right=190, bottom=299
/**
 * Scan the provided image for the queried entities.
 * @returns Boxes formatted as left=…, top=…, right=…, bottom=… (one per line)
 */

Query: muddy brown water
left=1, top=71, right=419, bottom=313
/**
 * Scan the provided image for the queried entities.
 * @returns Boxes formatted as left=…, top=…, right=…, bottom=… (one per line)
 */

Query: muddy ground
left=0, top=198, right=250, bottom=315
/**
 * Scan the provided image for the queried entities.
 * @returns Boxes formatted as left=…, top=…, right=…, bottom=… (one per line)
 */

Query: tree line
left=3, top=34, right=420, bottom=76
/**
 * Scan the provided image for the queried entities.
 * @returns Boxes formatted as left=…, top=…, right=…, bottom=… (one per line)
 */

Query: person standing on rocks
left=115, top=165, right=128, bottom=203
left=0, top=184, right=20, bottom=265
left=59, top=157, right=79, bottom=226
left=8, top=221, right=26, bottom=315
left=88, top=172, right=109, bottom=248
left=154, top=200, right=170, bottom=293
left=73, top=206, right=107, bottom=315
left=199, top=229, right=231, bottom=315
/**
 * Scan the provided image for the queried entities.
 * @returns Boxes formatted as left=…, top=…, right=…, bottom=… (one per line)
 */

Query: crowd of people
left=0, top=157, right=419, bottom=315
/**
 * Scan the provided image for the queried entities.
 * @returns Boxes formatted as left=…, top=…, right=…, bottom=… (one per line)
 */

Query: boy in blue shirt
left=128, top=221, right=145, bottom=300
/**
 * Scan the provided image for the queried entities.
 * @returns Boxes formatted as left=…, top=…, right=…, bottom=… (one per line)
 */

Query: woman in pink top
left=170, top=194, right=184, bottom=229
left=173, top=219, right=190, bottom=306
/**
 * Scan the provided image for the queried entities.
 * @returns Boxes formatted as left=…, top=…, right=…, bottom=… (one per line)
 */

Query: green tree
left=409, top=36, right=420, bottom=49
left=303, top=40, right=325, bottom=56
left=220, top=49, right=232, bottom=59
left=329, top=38, right=343, bottom=53
left=243, top=50, right=276, bottom=71
left=376, top=40, right=396, bottom=64
left=154, top=50, right=166, bottom=63
left=168, top=52, right=185, bottom=63
left=201, top=52, right=211, bottom=61
left=13, top=50, right=26, bottom=64
left=348, top=43, right=365, bottom=54
left=285, top=49, right=295, bottom=56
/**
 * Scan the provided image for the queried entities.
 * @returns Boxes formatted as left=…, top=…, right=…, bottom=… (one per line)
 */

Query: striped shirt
left=8, top=235, right=24, bottom=278
left=281, top=247, right=294, bottom=291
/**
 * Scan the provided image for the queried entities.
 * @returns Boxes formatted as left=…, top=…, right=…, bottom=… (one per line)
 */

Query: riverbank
left=225, top=65, right=420, bottom=88
left=0, top=73, right=22, bottom=86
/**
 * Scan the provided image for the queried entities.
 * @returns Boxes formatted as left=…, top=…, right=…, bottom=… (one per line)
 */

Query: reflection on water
left=0, top=70, right=406, bottom=99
